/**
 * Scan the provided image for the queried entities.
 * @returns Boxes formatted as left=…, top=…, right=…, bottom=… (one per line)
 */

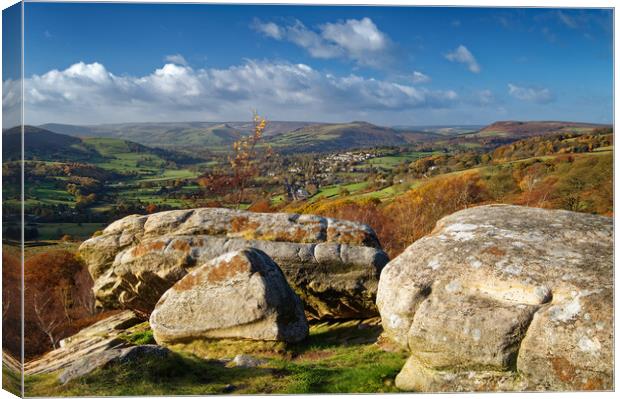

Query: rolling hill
left=3, top=126, right=200, bottom=166
left=471, top=121, right=610, bottom=139
left=267, top=121, right=439, bottom=153
left=41, top=121, right=321, bottom=149
left=3, top=126, right=98, bottom=162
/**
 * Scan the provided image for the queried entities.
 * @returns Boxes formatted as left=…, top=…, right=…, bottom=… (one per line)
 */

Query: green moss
left=117, top=322, right=156, bottom=345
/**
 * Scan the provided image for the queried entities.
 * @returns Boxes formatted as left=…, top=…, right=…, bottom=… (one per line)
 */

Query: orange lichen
left=206, top=255, right=252, bottom=284
left=550, top=356, right=576, bottom=383
left=171, top=240, right=191, bottom=252
left=482, top=246, right=507, bottom=257
left=131, top=241, right=167, bottom=257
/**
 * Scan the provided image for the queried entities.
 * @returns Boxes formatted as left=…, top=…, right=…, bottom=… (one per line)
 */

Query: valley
left=2, top=117, right=613, bottom=395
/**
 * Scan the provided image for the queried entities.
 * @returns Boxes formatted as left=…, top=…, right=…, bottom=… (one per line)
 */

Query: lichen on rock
left=79, top=207, right=389, bottom=319
left=376, top=204, right=612, bottom=392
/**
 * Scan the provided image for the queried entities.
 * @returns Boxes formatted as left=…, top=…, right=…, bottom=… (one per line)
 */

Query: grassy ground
left=23, top=320, right=407, bottom=396
left=364, top=151, right=436, bottom=169
left=2, top=364, right=22, bottom=397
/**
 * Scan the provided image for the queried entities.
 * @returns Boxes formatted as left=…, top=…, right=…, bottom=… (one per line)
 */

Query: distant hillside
left=3, top=126, right=199, bottom=165
left=268, top=121, right=438, bottom=153
left=393, top=125, right=483, bottom=136
left=473, top=121, right=610, bottom=139
left=2, top=126, right=98, bottom=161
left=41, top=121, right=322, bottom=149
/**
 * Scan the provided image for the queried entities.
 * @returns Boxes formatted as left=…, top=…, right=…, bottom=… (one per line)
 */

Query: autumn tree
left=199, top=112, right=272, bottom=207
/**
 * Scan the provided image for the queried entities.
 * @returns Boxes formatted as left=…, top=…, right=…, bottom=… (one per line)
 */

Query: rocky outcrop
left=376, top=205, right=612, bottom=392
left=79, top=208, right=388, bottom=319
left=24, top=310, right=142, bottom=376
left=150, top=249, right=308, bottom=344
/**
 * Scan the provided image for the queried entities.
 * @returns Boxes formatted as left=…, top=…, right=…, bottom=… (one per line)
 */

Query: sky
left=3, top=2, right=614, bottom=126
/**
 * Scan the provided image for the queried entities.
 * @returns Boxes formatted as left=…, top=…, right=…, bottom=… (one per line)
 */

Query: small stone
left=231, top=354, right=266, bottom=368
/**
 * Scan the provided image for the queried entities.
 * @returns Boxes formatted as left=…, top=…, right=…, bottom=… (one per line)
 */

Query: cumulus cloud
left=445, top=45, right=480, bottom=73
left=507, top=83, right=554, bottom=104
left=14, top=61, right=460, bottom=125
left=2, top=78, right=21, bottom=129
left=164, top=54, right=188, bottom=66
left=253, top=17, right=392, bottom=68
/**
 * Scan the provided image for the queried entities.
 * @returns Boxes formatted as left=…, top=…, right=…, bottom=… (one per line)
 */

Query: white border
left=0, top=1, right=617, bottom=399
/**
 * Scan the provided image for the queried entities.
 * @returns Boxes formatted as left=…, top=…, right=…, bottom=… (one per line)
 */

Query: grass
left=308, top=181, right=370, bottom=203
left=118, top=323, right=156, bottom=346
left=23, top=320, right=408, bottom=396
left=364, top=151, right=436, bottom=169
left=2, top=365, right=22, bottom=397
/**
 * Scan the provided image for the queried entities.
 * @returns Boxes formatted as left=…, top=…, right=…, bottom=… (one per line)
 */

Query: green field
left=364, top=151, right=436, bottom=169
left=309, top=181, right=369, bottom=202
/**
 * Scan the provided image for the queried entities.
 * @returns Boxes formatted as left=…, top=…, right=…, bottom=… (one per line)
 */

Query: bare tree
left=33, top=290, right=62, bottom=349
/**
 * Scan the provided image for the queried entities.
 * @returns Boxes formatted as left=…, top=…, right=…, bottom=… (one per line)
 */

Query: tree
left=32, top=290, right=62, bottom=349
left=198, top=112, right=272, bottom=207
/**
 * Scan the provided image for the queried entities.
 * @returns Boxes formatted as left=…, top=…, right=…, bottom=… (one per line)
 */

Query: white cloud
left=2, top=78, right=21, bottom=129
left=253, top=18, right=392, bottom=68
left=15, top=61, right=460, bottom=125
left=164, top=54, right=188, bottom=66
left=411, top=71, right=430, bottom=84
left=507, top=83, right=554, bottom=104
left=445, top=45, right=480, bottom=73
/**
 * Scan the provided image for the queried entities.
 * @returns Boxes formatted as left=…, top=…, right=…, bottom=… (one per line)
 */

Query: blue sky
left=11, top=3, right=614, bottom=126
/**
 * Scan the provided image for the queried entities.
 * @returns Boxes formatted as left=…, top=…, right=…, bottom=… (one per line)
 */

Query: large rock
left=79, top=208, right=388, bottom=319
left=376, top=205, right=612, bottom=392
left=150, top=248, right=308, bottom=344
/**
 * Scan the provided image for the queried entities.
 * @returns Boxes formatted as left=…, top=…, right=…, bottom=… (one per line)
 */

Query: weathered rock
left=79, top=208, right=388, bottom=319
left=150, top=249, right=309, bottom=345
left=58, top=345, right=170, bottom=384
left=24, top=310, right=142, bottom=376
left=376, top=205, right=612, bottom=392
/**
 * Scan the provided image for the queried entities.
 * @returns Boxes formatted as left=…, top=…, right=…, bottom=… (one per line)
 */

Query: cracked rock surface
left=79, top=207, right=388, bottom=319
left=376, top=204, right=612, bottom=392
